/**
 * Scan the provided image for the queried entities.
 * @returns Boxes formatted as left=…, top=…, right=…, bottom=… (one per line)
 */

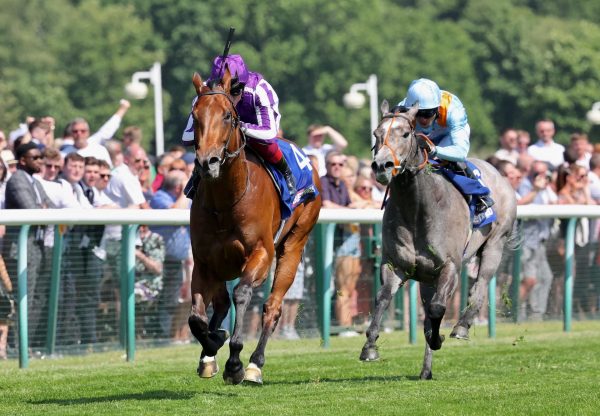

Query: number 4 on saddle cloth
left=433, top=160, right=496, bottom=228
left=256, top=139, right=319, bottom=220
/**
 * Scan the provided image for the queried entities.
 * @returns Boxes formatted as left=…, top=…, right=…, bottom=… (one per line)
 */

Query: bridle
left=195, top=89, right=247, bottom=165
left=376, top=112, right=432, bottom=176
left=195, top=88, right=250, bottom=211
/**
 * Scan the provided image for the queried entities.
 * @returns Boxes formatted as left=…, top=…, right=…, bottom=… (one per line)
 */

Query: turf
left=1, top=321, right=599, bottom=415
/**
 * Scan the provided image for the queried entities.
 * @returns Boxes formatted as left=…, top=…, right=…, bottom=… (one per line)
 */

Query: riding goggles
left=416, top=108, right=438, bottom=119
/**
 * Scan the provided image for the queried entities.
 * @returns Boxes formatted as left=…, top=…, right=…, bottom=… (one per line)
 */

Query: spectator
left=28, top=117, right=55, bottom=150
left=588, top=153, right=600, bottom=203
left=1, top=150, right=17, bottom=178
left=3, top=142, right=54, bottom=347
left=0, top=130, right=7, bottom=151
left=106, top=144, right=149, bottom=210
left=69, top=118, right=113, bottom=167
left=321, top=151, right=362, bottom=337
left=122, top=125, right=142, bottom=149
left=104, top=139, right=123, bottom=168
left=58, top=153, right=103, bottom=347
left=556, top=164, right=595, bottom=317
left=0, top=158, right=8, bottom=210
left=527, top=119, right=565, bottom=170
left=352, top=176, right=381, bottom=209
left=134, top=224, right=165, bottom=338
left=149, top=170, right=190, bottom=339
left=167, top=145, right=186, bottom=160
left=517, top=160, right=557, bottom=321
left=0, top=252, right=13, bottom=359
left=169, top=158, right=187, bottom=174
left=516, top=129, right=531, bottom=154
left=280, top=260, right=305, bottom=340
left=151, top=154, right=175, bottom=193
left=494, top=128, right=519, bottom=165
left=138, top=158, right=154, bottom=201
left=569, top=133, right=592, bottom=168
left=302, top=125, right=348, bottom=177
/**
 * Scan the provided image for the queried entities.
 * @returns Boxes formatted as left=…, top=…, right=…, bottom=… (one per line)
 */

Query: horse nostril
left=384, top=161, right=395, bottom=170
left=208, top=157, right=220, bottom=166
left=371, top=161, right=379, bottom=172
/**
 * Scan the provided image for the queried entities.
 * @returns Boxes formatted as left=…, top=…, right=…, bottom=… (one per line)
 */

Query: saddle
left=247, top=139, right=319, bottom=220
left=432, top=160, right=496, bottom=228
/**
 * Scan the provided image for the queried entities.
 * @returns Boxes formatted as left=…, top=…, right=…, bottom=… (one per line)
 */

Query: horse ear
left=407, top=102, right=419, bottom=118
left=221, top=65, right=232, bottom=93
left=380, top=100, right=389, bottom=115
left=192, top=72, right=203, bottom=95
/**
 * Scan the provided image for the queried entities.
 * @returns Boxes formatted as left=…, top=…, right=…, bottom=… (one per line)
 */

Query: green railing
left=1, top=207, right=598, bottom=367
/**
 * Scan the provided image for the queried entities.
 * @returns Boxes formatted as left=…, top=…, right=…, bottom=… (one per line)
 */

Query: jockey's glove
left=417, top=134, right=436, bottom=155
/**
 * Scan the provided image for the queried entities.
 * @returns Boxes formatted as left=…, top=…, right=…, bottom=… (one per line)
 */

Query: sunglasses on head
left=416, top=108, right=438, bottom=119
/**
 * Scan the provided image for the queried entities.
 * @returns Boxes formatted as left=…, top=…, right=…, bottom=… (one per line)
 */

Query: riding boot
left=455, top=161, right=495, bottom=214
left=274, top=156, right=297, bottom=195
left=184, top=164, right=201, bottom=199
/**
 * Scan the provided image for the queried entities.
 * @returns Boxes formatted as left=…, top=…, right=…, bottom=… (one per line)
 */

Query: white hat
left=1, top=149, right=17, bottom=165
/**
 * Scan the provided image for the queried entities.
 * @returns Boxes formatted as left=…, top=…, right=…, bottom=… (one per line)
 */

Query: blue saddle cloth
left=435, top=160, right=496, bottom=228
left=262, top=139, right=319, bottom=219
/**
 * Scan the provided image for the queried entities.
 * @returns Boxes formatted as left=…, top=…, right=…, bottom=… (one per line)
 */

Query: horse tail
left=505, top=219, right=522, bottom=251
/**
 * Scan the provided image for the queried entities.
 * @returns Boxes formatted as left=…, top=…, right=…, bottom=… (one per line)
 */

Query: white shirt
left=302, top=143, right=334, bottom=177
left=77, top=142, right=113, bottom=167
left=527, top=140, right=565, bottom=169
left=106, top=164, right=146, bottom=209
left=87, top=114, right=123, bottom=146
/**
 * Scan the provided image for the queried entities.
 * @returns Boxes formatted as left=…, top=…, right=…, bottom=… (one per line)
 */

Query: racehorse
left=187, top=67, right=321, bottom=385
left=362, top=101, right=517, bottom=379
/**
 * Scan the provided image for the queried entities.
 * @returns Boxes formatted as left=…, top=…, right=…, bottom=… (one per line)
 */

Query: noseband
left=196, top=90, right=247, bottom=165
left=378, top=112, right=431, bottom=176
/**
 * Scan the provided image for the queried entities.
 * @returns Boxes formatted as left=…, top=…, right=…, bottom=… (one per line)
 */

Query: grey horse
left=361, top=101, right=517, bottom=379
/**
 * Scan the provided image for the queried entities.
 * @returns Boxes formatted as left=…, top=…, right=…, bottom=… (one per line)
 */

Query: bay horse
left=187, top=67, right=321, bottom=385
left=362, top=101, right=517, bottom=379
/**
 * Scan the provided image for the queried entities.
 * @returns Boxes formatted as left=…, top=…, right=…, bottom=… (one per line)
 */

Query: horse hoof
left=243, top=363, right=263, bottom=385
left=197, top=357, right=219, bottom=378
left=223, top=363, right=245, bottom=385
left=359, top=346, right=380, bottom=362
left=450, top=325, right=470, bottom=340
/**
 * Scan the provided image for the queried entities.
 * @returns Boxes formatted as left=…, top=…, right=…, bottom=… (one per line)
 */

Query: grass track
left=1, top=321, right=599, bottom=415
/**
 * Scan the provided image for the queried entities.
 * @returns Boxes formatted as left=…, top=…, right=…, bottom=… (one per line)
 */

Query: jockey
left=398, top=78, right=494, bottom=218
left=182, top=54, right=296, bottom=197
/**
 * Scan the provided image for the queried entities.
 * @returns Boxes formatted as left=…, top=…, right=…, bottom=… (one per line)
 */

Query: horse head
left=371, top=100, right=420, bottom=185
left=191, top=66, right=244, bottom=180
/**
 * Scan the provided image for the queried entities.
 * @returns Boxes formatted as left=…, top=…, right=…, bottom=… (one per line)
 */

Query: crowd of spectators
left=0, top=100, right=599, bottom=355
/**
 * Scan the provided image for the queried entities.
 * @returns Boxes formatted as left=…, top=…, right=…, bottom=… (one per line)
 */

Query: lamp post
left=343, top=74, right=379, bottom=150
left=125, top=62, right=164, bottom=156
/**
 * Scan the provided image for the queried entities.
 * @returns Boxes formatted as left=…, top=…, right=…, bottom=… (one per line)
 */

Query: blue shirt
left=399, top=90, right=470, bottom=162
left=149, top=189, right=178, bottom=240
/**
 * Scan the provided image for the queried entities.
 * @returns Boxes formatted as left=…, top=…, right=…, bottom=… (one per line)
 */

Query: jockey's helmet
left=210, top=54, right=249, bottom=95
left=405, top=78, right=441, bottom=110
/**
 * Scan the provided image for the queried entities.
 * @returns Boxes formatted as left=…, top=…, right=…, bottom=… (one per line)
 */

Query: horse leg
left=360, top=263, right=404, bottom=362
left=452, top=242, right=505, bottom=339
left=423, top=260, right=459, bottom=351
left=223, top=247, right=272, bottom=385
left=246, top=240, right=306, bottom=384
left=197, top=282, right=230, bottom=378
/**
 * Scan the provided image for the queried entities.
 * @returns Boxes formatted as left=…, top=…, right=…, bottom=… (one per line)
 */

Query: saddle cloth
left=435, top=160, right=496, bottom=228
left=255, top=139, right=319, bottom=220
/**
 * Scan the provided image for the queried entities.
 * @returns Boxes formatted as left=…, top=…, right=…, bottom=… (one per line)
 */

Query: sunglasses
left=27, top=155, right=42, bottom=161
left=100, top=173, right=112, bottom=179
left=71, top=129, right=89, bottom=133
left=169, top=167, right=186, bottom=172
left=328, top=162, right=345, bottom=167
left=45, top=163, right=61, bottom=169
left=357, top=186, right=372, bottom=191
left=416, top=108, right=438, bottom=119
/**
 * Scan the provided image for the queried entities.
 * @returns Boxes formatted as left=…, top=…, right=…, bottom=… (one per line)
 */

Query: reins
left=197, top=90, right=247, bottom=164
left=379, top=112, right=431, bottom=176
left=195, top=88, right=250, bottom=212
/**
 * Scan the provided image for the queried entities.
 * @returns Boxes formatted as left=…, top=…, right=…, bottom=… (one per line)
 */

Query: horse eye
left=224, top=112, right=232, bottom=121
left=403, top=132, right=410, bottom=139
